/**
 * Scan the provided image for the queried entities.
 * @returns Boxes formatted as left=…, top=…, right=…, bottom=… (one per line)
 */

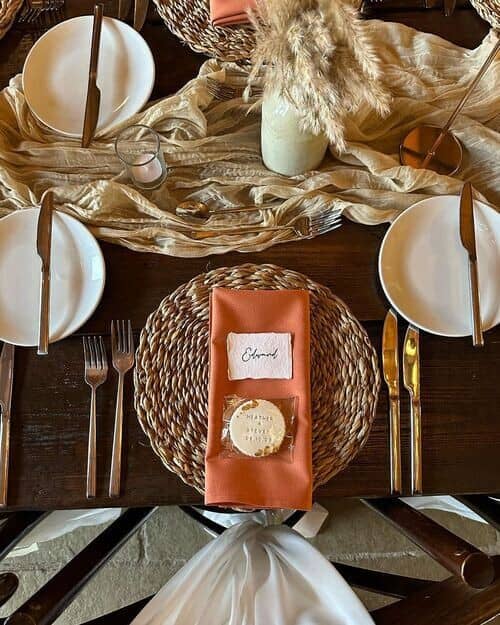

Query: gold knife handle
left=410, top=398, right=422, bottom=495
left=0, top=415, right=9, bottom=506
left=37, top=267, right=50, bottom=355
left=89, top=4, right=104, bottom=81
left=389, top=396, right=402, bottom=495
left=469, top=259, right=484, bottom=348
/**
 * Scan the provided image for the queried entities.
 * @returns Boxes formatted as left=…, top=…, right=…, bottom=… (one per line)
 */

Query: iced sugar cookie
left=229, top=399, right=286, bottom=457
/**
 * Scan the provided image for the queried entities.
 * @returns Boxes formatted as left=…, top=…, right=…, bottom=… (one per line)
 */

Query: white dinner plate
left=0, top=209, right=105, bottom=346
left=379, top=195, right=500, bottom=337
left=22, top=16, right=155, bottom=137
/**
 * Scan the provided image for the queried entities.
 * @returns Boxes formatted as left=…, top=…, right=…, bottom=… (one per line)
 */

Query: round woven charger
left=470, top=0, right=500, bottom=29
left=134, top=264, right=380, bottom=494
left=153, top=0, right=255, bottom=61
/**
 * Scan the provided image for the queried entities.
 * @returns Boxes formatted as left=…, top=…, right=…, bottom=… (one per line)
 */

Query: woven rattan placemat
left=153, top=0, right=254, bottom=61
left=134, top=264, right=380, bottom=494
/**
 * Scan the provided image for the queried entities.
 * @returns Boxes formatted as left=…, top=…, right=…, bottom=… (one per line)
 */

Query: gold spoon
left=175, top=200, right=275, bottom=222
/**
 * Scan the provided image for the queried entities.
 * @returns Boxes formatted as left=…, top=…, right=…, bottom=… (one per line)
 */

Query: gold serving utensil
left=403, top=325, right=422, bottom=495
left=82, top=4, right=104, bottom=148
left=382, top=309, right=402, bottom=495
left=176, top=200, right=275, bottom=222
left=459, top=182, right=484, bottom=347
left=400, top=38, right=500, bottom=175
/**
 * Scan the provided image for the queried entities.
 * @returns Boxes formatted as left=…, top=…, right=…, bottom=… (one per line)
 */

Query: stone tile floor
left=1, top=499, right=499, bottom=624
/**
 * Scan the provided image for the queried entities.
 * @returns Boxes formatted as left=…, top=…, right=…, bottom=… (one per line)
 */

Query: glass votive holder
left=115, top=125, right=167, bottom=190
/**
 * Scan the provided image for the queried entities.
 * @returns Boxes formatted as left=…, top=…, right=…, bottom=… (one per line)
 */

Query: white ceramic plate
left=379, top=195, right=500, bottom=337
left=22, top=16, right=155, bottom=137
left=0, top=209, right=105, bottom=346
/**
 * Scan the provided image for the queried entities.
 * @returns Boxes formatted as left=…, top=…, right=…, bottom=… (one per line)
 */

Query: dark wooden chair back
left=2, top=497, right=499, bottom=625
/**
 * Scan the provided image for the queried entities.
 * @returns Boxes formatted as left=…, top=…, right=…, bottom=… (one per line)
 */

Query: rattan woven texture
left=470, top=0, right=500, bottom=29
left=0, top=0, right=23, bottom=39
left=153, top=0, right=254, bottom=61
left=134, top=264, right=380, bottom=494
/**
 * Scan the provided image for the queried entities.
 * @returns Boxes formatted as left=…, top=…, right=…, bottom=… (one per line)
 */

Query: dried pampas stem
left=246, top=0, right=391, bottom=152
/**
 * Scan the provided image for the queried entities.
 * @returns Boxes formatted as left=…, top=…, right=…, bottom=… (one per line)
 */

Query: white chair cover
left=131, top=520, right=374, bottom=625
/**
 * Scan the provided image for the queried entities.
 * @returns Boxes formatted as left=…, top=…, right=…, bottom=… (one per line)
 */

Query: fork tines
left=111, top=320, right=134, bottom=356
left=19, top=0, right=64, bottom=24
left=306, top=209, right=343, bottom=238
left=83, top=335, right=108, bottom=377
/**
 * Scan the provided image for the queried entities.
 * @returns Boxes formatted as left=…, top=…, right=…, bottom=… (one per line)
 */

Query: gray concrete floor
left=1, top=500, right=499, bottom=624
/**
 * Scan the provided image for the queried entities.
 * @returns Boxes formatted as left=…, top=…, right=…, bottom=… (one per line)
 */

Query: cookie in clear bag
left=220, top=396, right=297, bottom=462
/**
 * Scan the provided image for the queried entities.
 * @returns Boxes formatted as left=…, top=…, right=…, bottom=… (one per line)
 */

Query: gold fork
left=109, top=320, right=135, bottom=498
left=83, top=336, right=108, bottom=499
left=19, top=0, right=64, bottom=24
left=187, top=211, right=342, bottom=241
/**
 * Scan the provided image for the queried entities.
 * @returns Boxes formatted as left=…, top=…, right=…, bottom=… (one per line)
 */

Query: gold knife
left=0, top=343, right=14, bottom=507
left=134, top=0, right=148, bottom=31
left=37, top=190, right=54, bottom=355
left=118, top=0, right=132, bottom=19
left=459, top=182, right=484, bottom=347
left=403, top=325, right=422, bottom=495
left=444, top=0, right=456, bottom=16
left=382, top=309, right=402, bottom=495
left=82, top=4, right=104, bottom=148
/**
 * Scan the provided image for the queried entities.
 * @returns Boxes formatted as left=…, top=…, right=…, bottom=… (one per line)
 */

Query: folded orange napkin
left=205, top=288, right=312, bottom=510
left=210, top=0, right=253, bottom=26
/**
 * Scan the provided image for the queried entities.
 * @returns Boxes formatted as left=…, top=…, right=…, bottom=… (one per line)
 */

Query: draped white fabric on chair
left=131, top=520, right=374, bottom=625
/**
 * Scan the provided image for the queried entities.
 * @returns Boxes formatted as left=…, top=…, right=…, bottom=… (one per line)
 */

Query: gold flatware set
left=383, top=311, right=422, bottom=495
left=82, top=321, right=134, bottom=500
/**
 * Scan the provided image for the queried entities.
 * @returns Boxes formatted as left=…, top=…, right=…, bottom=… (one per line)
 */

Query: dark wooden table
left=0, top=1, right=497, bottom=510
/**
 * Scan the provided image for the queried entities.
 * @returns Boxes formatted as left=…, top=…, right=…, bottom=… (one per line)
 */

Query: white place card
left=227, top=332, right=293, bottom=380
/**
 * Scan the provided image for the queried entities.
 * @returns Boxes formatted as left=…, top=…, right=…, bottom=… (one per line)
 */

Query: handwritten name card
left=227, top=332, right=292, bottom=380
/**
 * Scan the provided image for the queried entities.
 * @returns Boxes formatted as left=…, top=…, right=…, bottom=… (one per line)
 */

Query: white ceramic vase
left=261, top=90, right=329, bottom=176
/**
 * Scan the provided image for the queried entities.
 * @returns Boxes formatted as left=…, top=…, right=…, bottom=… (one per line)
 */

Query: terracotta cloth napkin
left=205, top=288, right=312, bottom=510
left=210, top=0, right=252, bottom=26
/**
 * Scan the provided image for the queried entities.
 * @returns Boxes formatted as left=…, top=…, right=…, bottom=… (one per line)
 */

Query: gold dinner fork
left=187, top=211, right=342, bottom=241
left=83, top=336, right=108, bottom=499
left=109, top=320, right=135, bottom=498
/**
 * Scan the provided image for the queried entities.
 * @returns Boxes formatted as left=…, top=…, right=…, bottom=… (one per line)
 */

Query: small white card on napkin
left=227, top=332, right=292, bottom=380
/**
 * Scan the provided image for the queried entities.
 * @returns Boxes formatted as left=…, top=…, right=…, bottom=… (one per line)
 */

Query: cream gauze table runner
left=0, top=20, right=498, bottom=257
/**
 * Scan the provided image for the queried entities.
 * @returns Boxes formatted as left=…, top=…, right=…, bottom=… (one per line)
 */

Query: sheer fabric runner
left=0, top=22, right=498, bottom=257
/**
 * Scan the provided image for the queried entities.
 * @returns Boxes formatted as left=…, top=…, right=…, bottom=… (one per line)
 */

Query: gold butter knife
left=459, top=182, right=484, bottom=348
left=82, top=4, right=104, bottom=148
left=403, top=325, right=422, bottom=495
left=382, top=309, right=402, bottom=495
left=37, top=190, right=54, bottom=355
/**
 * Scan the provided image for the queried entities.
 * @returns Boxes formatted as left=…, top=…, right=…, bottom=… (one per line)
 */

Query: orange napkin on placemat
left=205, top=288, right=312, bottom=510
left=210, top=0, right=253, bottom=26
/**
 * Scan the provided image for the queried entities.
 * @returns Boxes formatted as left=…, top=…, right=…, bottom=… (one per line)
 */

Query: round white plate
left=0, top=209, right=105, bottom=346
left=379, top=195, right=500, bottom=337
left=22, top=16, right=155, bottom=137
